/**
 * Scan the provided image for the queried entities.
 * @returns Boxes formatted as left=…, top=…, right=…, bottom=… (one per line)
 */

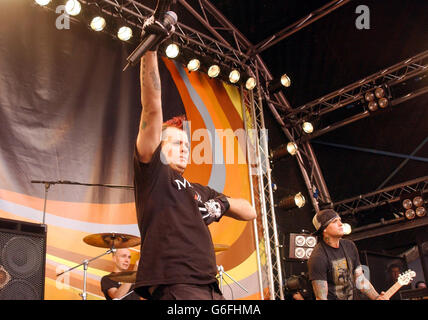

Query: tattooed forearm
left=312, top=280, right=328, bottom=300
left=355, top=266, right=380, bottom=300
left=149, top=70, right=161, bottom=91
left=140, top=120, right=147, bottom=130
left=140, top=53, right=160, bottom=91
left=359, top=282, right=379, bottom=300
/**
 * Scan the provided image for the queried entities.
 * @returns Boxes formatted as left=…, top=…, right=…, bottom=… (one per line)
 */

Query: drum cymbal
left=106, top=271, right=137, bottom=283
left=83, top=233, right=141, bottom=248
left=214, top=244, right=230, bottom=252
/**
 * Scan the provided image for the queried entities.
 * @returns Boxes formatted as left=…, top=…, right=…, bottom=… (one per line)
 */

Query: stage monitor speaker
left=0, top=217, right=47, bottom=300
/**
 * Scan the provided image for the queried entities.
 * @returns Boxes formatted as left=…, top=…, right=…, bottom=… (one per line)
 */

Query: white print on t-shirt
left=174, top=177, right=192, bottom=190
left=332, top=258, right=353, bottom=300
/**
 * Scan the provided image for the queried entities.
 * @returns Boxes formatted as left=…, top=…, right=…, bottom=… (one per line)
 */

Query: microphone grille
left=164, top=11, right=178, bottom=25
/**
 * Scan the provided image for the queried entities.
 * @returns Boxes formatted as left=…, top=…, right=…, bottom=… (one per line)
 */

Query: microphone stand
left=31, top=180, right=134, bottom=224
left=57, top=248, right=116, bottom=300
left=217, top=265, right=248, bottom=296
left=31, top=180, right=134, bottom=299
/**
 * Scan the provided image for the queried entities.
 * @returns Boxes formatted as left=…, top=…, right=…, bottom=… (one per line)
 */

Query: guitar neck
left=384, top=281, right=403, bottom=300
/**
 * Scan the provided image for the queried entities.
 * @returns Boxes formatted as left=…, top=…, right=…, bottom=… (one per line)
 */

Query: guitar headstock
left=397, top=269, right=416, bottom=286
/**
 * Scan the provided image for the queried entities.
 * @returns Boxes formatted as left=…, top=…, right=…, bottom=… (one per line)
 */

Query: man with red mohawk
left=132, top=49, right=256, bottom=300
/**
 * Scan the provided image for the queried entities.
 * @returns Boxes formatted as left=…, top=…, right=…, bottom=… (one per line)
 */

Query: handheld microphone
left=123, top=11, right=177, bottom=71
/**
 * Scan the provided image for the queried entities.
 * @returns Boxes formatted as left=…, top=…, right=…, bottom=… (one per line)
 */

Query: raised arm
left=136, top=51, right=163, bottom=163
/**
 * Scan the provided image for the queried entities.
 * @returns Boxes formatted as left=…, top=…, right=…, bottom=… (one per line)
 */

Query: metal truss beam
left=84, top=0, right=251, bottom=69
left=333, top=176, right=428, bottom=216
left=253, top=0, right=350, bottom=55
left=240, top=62, right=290, bottom=299
left=290, top=50, right=428, bottom=119
left=281, top=50, right=428, bottom=140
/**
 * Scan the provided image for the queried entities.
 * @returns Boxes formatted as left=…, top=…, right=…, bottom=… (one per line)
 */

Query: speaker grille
left=2, top=236, right=42, bottom=278
left=0, top=219, right=46, bottom=300
left=0, top=280, right=39, bottom=300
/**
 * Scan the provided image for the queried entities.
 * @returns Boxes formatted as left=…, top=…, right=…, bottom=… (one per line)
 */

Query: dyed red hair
left=162, top=114, right=187, bottom=131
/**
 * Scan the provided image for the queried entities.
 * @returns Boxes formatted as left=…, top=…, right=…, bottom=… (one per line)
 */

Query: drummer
left=100, top=248, right=141, bottom=300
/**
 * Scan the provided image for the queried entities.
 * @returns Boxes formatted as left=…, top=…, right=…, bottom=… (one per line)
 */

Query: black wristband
left=216, top=195, right=230, bottom=214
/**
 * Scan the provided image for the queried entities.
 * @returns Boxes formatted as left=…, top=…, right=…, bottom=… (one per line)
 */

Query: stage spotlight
left=277, top=192, right=306, bottom=210
left=378, top=97, right=389, bottom=108
left=90, top=16, right=106, bottom=31
left=165, top=43, right=179, bottom=59
left=413, top=196, right=424, bottom=207
left=368, top=101, right=378, bottom=112
left=302, top=121, right=314, bottom=134
left=187, top=59, right=200, bottom=72
left=416, top=207, right=426, bottom=218
left=286, top=142, right=298, bottom=156
left=405, top=209, right=416, bottom=220
left=401, top=192, right=426, bottom=220
left=229, top=69, right=240, bottom=84
left=245, top=77, right=256, bottom=90
left=117, top=26, right=132, bottom=41
left=375, top=87, right=385, bottom=98
left=65, top=0, right=81, bottom=16
left=364, top=91, right=375, bottom=102
left=268, top=74, right=291, bottom=94
left=402, top=199, right=413, bottom=210
left=35, top=0, right=51, bottom=5
left=294, top=193, right=306, bottom=208
left=342, top=223, right=352, bottom=235
left=208, top=65, right=220, bottom=78
left=281, top=74, right=291, bottom=87
left=270, top=142, right=298, bottom=161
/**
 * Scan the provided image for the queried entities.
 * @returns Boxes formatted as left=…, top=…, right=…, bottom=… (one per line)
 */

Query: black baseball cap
left=312, top=209, right=340, bottom=235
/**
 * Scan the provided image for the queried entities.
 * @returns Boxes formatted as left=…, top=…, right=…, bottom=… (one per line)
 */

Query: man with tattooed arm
left=308, top=209, right=388, bottom=300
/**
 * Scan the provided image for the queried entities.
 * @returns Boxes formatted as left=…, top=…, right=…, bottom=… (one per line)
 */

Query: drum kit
left=57, top=232, right=247, bottom=300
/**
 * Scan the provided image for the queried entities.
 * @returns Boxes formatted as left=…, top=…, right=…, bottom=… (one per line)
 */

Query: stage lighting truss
left=282, top=50, right=428, bottom=142
left=289, top=233, right=317, bottom=260
left=33, top=0, right=264, bottom=90
left=333, top=176, right=428, bottom=219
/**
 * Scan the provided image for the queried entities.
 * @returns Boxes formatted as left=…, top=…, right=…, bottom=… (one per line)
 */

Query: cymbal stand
left=217, top=265, right=248, bottom=295
left=57, top=248, right=116, bottom=300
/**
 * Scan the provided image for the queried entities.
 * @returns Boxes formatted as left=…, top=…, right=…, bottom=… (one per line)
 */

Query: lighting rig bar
left=253, top=0, right=350, bottom=55
left=333, top=176, right=428, bottom=216
left=241, top=82, right=284, bottom=301
left=90, top=0, right=253, bottom=70
left=284, top=50, right=428, bottom=140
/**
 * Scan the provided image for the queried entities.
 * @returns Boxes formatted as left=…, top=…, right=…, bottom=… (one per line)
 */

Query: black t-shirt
left=100, top=276, right=141, bottom=300
left=308, top=239, right=361, bottom=300
left=133, top=143, right=225, bottom=299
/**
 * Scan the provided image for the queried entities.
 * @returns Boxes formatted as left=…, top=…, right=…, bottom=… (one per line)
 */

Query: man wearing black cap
left=307, top=209, right=388, bottom=300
